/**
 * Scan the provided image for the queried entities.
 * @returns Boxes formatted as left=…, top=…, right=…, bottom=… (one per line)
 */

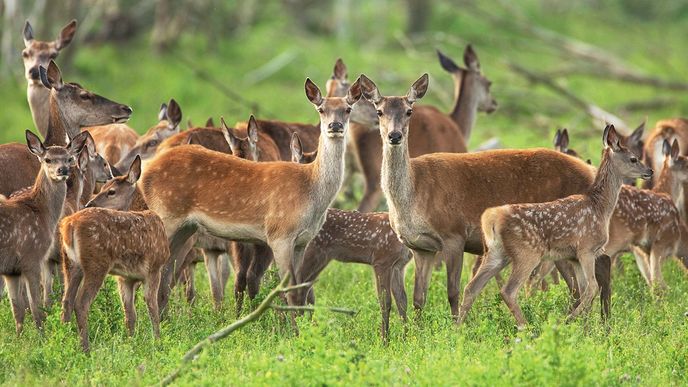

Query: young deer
left=233, top=119, right=321, bottom=161
left=459, top=126, right=652, bottom=327
left=0, top=61, right=131, bottom=197
left=61, top=156, right=169, bottom=352
left=328, top=46, right=497, bottom=212
left=114, top=99, right=183, bottom=171
left=0, top=131, right=84, bottom=333
left=22, top=19, right=77, bottom=138
left=359, top=74, right=596, bottom=319
left=141, top=77, right=362, bottom=311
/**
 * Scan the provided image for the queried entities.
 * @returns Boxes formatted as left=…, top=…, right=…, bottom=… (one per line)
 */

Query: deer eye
left=107, top=189, right=116, bottom=196
left=45, top=158, right=52, bottom=164
left=317, top=107, right=325, bottom=114
left=147, top=140, right=159, bottom=147
left=630, top=157, right=638, bottom=163
left=406, top=109, right=413, bottom=116
left=377, top=110, right=383, bottom=117
left=345, top=107, right=352, bottom=114
left=68, top=157, right=75, bottom=163
left=79, top=92, right=90, bottom=100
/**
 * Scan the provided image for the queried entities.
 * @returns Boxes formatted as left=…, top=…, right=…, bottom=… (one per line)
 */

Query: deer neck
left=27, top=84, right=50, bottom=139
left=653, top=161, right=683, bottom=206
left=309, top=130, right=347, bottom=212
left=130, top=186, right=149, bottom=211
left=66, top=172, right=85, bottom=211
left=44, top=90, right=73, bottom=146
left=30, top=169, right=68, bottom=229
left=381, top=139, right=414, bottom=217
left=588, top=149, right=624, bottom=223
left=79, top=166, right=98, bottom=207
left=450, top=73, right=478, bottom=141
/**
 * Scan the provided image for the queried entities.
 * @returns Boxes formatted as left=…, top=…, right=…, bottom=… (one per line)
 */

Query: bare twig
left=271, top=305, right=358, bottom=316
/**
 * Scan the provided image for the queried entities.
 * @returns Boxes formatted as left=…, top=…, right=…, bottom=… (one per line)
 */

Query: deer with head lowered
left=359, top=74, right=596, bottom=320
left=0, top=131, right=85, bottom=333
left=0, top=61, right=131, bottom=197
left=329, top=45, right=497, bottom=212
left=459, top=125, right=652, bottom=327
left=141, top=77, right=362, bottom=310
left=60, top=156, right=168, bottom=352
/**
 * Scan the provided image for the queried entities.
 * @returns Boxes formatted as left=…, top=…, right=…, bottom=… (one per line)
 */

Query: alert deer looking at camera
left=458, top=125, right=653, bottom=327
left=141, top=77, right=363, bottom=310
left=0, top=61, right=131, bottom=198
left=22, top=19, right=77, bottom=138
left=359, top=74, right=596, bottom=319
left=0, top=131, right=85, bottom=334
left=328, top=45, right=497, bottom=212
left=61, top=156, right=168, bottom=352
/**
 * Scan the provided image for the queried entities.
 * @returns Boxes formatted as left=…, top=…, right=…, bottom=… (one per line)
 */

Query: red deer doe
left=61, top=156, right=168, bottom=352
left=141, top=77, right=363, bottom=311
left=22, top=19, right=77, bottom=138
left=291, top=134, right=411, bottom=342
left=0, top=61, right=131, bottom=197
left=458, top=126, right=652, bottom=327
left=0, top=131, right=85, bottom=333
left=359, top=74, right=596, bottom=319
left=328, top=46, right=497, bottom=212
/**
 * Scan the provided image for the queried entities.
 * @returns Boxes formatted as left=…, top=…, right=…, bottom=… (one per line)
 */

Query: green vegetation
left=0, top=1, right=687, bottom=385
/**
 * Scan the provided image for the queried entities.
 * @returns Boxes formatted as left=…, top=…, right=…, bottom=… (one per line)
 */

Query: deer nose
left=642, top=169, right=654, bottom=180
left=328, top=122, right=343, bottom=132
left=57, top=166, right=70, bottom=176
left=388, top=131, right=402, bottom=145
left=121, top=105, right=133, bottom=115
left=29, top=66, right=40, bottom=80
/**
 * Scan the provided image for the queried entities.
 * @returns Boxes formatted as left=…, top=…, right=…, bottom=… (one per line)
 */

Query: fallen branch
left=508, top=62, right=628, bottom=132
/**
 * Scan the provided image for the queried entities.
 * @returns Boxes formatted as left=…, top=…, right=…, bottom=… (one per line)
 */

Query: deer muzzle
left=388, top=131, right=403, bottom=145
left=327, top=121, right=344, bottom=137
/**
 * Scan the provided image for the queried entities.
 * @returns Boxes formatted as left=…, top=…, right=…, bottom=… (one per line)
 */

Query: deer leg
left=61, top=260, right=83, bottom=323
left=444, top=239, right=465, bottom=319
left=500, top=254, right=541, bottom=329
left=144, top=269, right=162, bottom=339
left=595, top=254, right=611, bottom=321
left=649, top=249, right=668, bottom=295
left=159, top=224, right=197, bottom=314
left=458, top=250, right=508, bottom=325
left=247, top=244, right=273, bottom=300
left=117, top=277, right=137, bottom=336
left=218, top=252, right=231, bottom=300
left=554, top=259, right=581, bottom=306
left=268, top=238, right=296, bottom=302
left=41, top=257, right=55, bottom=308
left=391, top=263, right=409, bottom=323
left=412, top=250, right=439, bottom=312
left=182, top=263, right=196, bottom=305
left=232, top=242, right=250, bottom=316
left=569, top=253, right=599, bottom=319
left=5, top=276, right=27, bottom=335
left=373, top=266, right=393, bottom=344
left=24, top=270, right=46, bottom=331
left=355, top=133, right=383, bottom=213
left=203, top=249, right=224, bottom=310
left=74, top=270, right=108, bottom=352
left=631, top=247, right=652, bottom=286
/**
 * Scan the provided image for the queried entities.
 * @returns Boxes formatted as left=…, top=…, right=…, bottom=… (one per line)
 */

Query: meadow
left=0, top=1, right=687, bottom=385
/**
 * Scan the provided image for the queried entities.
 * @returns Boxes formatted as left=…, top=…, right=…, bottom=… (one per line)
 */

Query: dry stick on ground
left=160, top=275, right=354, bottom=386
left=508, top=62, right=629, bottom=132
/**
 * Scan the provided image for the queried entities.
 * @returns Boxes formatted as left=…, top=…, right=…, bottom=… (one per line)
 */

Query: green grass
left=1, top=1, right=688, bottom=385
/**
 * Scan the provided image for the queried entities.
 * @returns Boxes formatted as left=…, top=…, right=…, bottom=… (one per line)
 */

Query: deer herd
left=1, top=19, right=686, bottom=352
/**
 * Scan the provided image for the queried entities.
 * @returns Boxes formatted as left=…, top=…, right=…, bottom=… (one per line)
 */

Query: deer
left=328, top=46, right=497, bottom=212
left=459, top=125, right=652, bottom=327
left=0, top=130, right=85, bottom=334
left=60, top=156, right=169, bottom=352
left=234, top=119, right=321, bottom=161
left=359, top=73, right=599, bottom=320
left=0, top=61, right=131, bottom=197
left=141, top=77, right=362, bottom=311
left=22, top=19, right=77, bottom=138
left=113, top=99, right=183, bottom=171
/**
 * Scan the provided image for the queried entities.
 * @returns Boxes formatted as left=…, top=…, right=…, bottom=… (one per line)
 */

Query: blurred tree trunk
left=406, top=0, right=431, bottom=35
left=151, top=0, right=176, bottom=52
left=1, top=0, right=20, bottom=78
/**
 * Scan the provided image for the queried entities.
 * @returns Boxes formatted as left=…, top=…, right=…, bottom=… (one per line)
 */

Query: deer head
left=306, top=77, right=362, bottom=139
left=222, top=116, right=259, bottom=161
left=437, top=45, right=497, bottom=114
left=22, top=20, right=76, bottom=85
left=39, top=61, right=132, bottom=130
left=662, top=139, right=688, bottom=183
left=360, top=73, right=428, bottom=146
left=604, top=124, right=653, bottom=181
left=26, top=130, right=84, bottom=182
left=325, top=59, right=377, bottom=127
left=86, top=155, right=141, bottom=210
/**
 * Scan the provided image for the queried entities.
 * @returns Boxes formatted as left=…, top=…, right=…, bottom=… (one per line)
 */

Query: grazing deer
left=328, top=46, right=497, bottom=212
left=359, top=74, right=596, bottom=319
left=0, top=61, right=131, bottom=197
left=141, top=77, right=362, bottom=311
left=114, top=99, right=183, bottom=171
left=22, top=19, right=77, bottom=138
left=61, top=156, right=168, bottom=352
left=0, top=131, right=84, bottom=333
left=459, top=126, right=652, bottom=327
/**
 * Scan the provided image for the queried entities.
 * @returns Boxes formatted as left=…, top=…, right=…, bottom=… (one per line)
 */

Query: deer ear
left=127, top=155, right=142, bottom=184
left=205, top=117, right=215, bottom=128
left=437, top=50, right=460, bottom=73
left=55, top=19, right=77, bottom=50
left=463, top=44, right=480, bottom=71
left=662, top=139, right=672, bottom=157
left=41, top=61, right=63, bottom=90
left=333, top=58, right=347, bottom=80
left=83, top=131, right=96, bottom=156
left=291, top=132, right=304, bottom=163
left=305, top=78, right=323, bottom=106
left=604, top=124, right=621, bottom=151
left=671, top=139, right=680, bottom=161
left=247, top=116, right=259, bottom=144
left=221, top=116, right=239, bottom=149
left=25, top=130, right=45, bottom=157
left=77, top=146, right=90, bottom=170
left=158, top=103, right=168, bottom=122
left=560, top=128, right=570, bottom=151
left=553, top=129, right=562, bottom=147
left=346, top=77, right=363, bottom=105
left=629, top=121, right=645, bottom=144
left=166, top=98, right=182, bottom=129
left=407, top=73, right=429, bottom=103
left=66, top=131, right=90, bottom=156
left=359, top=74, right=382, bottom=105
left=23, top=21, right=34, bottom=47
